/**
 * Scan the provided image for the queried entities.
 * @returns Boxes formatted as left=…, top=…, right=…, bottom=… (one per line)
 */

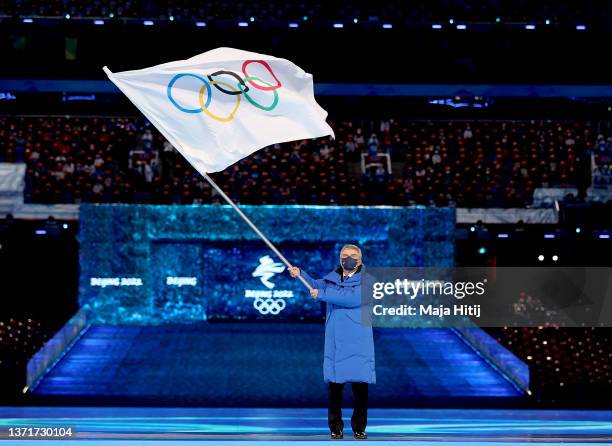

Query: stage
left=0, top=407, right=611, bottom=444
left=27, top=323, right=523, bottom=406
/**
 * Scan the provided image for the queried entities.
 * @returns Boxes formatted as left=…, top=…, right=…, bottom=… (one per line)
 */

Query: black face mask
left=341, top=257, right=358, bottom=272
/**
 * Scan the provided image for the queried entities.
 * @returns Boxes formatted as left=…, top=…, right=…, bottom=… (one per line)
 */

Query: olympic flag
left=103, top=47, right=325, bottom=291
left=103, top=47, right=335, bottom=173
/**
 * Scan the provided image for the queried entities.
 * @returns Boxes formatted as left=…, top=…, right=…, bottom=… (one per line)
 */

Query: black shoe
left=353, top=431, right=367, bottom=440
left=330, top=430, right=343, bottom=440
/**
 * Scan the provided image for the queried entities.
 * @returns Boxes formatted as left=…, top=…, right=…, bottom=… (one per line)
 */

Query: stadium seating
left=1, top=116, right=604, bottom=207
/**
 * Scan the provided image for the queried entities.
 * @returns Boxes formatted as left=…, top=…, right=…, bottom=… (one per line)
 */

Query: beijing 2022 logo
left=167, top=60, right=281, bottom=123
left=245, top=255, right=293, bottom=315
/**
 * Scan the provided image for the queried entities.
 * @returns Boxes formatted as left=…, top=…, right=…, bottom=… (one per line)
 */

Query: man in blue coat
left=289, top=244, right=375, bottom=440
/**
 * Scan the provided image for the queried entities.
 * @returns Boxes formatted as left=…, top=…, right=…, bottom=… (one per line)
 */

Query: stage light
left=333, top=23, right=344, bottom=28
left=552, top=255, right=559, bottom=262
left=382, top=23, right=393, bottom=29
left=94, top=19, right=104, bottom=25
left=576, top=25, right=586, bottom=30
left=432, top=24, right=442, bottom=29
left=35, top=230, right=47, bottom=235
left=456, top=24, right=466, bottom=30
left=303, top=15, right=308, bottom=21
left=250, top=16, right=255, bottom=22
left=537, top=254, right=544, bottom=261
left=599, top=233, right=610, bottom=239
left=544, top=233, right=555, bottom=239
left=143, top=20, right=154, bottom=26
left=65, top=13, right=71, bottom=19
left=545, top=19, right=550, bottom=25
left=288, top=23, right=298, bottom=28
left=576, top=227, right=581, bottom=233
left=497, top=233, right=509, bottom=239
left=169, top=15, right=174, bottom=21
left=470, top=226, right=476, bottom=232
left=238, top=21, right=248, bottom=27
left=353, top=18, right=358, bottom=24
left=495, top=17, right=501, bottom=23
left=478, top=246, right=486, bottom=255
left=109, top=12, right=114, bottom=18
left=525, top=24, right=535, bottom=30
left=22, top=18, right=33, bottom=23
left=196, top=21, right=206, bottom=27
left=449, top=19, right=454, bottom=24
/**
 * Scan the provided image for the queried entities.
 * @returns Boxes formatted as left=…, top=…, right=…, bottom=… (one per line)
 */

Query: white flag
left=103, top=47, right=335, bottom=173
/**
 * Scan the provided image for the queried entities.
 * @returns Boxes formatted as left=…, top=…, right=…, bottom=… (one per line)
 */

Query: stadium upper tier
left=1, top=116, right=609, bottom=207
left=1, top=0, right=607, bottom=24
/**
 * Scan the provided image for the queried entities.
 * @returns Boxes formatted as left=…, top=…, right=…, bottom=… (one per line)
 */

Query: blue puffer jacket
left=301, top=266, right=376, bottom=384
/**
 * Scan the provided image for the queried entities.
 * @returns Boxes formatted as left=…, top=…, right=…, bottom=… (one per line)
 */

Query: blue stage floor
left=30, top=324, right=522, bottom=405
left=0, top=407, right=611, bottom=444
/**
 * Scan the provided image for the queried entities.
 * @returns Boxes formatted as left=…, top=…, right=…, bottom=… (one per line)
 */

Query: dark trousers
left=328, top=382, right=368, bottom=433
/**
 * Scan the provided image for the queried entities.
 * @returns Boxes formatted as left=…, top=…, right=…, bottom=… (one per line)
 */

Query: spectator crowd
left=0, top=115, right=607, bottom=208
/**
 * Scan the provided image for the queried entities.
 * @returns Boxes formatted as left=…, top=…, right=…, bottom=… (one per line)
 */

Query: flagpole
left=201, top=172, right=313, bottom=291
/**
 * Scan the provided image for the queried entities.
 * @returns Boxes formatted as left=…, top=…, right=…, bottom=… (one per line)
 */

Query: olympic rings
left=207, top=70, right=249, bottom=95
left=242, top=60, right=282, bottom=91
left=199, top=80, right=241, bottom=123
left=166, top=60, right=282, bottom=123
left=167, top=73, right=211, bottom=114
left=253, top=297, right=286, bottom=315
left=238, top=76, right=279, bottom=111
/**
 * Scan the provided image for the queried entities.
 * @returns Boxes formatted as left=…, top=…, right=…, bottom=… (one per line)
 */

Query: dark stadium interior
left=0, top=0, right=611, bottom=435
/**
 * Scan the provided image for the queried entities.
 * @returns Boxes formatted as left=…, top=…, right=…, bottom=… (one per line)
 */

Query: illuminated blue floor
left=31, top=323, right=521, bottom=405
left=0, top=407, right=610, bottom=443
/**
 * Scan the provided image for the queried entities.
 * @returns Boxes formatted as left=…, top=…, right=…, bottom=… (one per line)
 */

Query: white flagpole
left=202, top=172, right=313, bottom=291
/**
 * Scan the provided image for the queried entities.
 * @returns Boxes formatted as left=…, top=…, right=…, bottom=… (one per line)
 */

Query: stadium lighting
left=196, top=21, right=206, bottom=27
left=544, top=233, right=555, bottom=239
left=497, top=233, right=509, bottom=239
left=333, top=23, right=344, bottom=28
left=538, top=255, right=545, bottom=261
left=576, top=25, right=586, bottom=30
left=288, top=23, right=299, bottom=28
left=432, top=24, right=442, bottom=29
left=238, top=21, right=248, bottom=27
left=456, top=24, right=466, bottom=30
left=382, top=23, right=392, bottom=29
left=143, top=20, right=154, bottom=26
left=94, top=19, right=105, bottom=25
left=525, top=24, right=536, bottom=30
left=22, top=18, right=33, bottom=23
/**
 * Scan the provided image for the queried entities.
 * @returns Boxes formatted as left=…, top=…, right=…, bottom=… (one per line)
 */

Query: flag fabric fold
left=104, top=47, right=335, bottom=173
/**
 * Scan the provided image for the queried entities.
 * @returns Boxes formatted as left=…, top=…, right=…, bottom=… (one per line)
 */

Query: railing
left=24, top=309, right=89, bottom=393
